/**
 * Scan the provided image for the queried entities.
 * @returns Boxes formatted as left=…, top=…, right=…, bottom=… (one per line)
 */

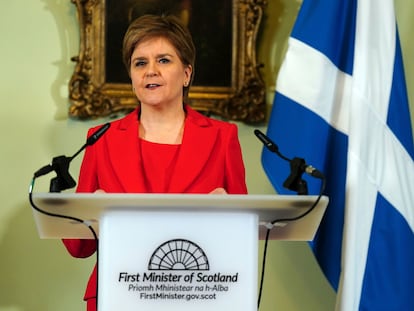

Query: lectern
left=31, top=193, right=328, bottom=311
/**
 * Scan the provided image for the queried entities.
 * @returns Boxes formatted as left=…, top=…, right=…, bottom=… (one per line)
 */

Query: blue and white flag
left=261, top=0, right=414, bottom=309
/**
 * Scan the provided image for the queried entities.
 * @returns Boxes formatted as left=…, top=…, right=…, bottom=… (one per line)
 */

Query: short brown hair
left=122, top=14, right=196, bottom=99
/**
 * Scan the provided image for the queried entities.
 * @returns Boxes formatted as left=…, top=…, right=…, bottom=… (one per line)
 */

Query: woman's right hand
left=209, top=187, right=227, bottom=194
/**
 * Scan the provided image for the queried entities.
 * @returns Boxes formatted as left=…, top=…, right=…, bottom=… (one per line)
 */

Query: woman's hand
left=209, top=187, right=227, bottom=194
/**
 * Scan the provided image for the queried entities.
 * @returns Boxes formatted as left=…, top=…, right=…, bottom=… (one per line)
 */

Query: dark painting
left=105, top=0, right=233, bottom=87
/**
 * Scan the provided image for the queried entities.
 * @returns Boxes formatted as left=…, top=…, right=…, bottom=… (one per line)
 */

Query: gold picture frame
left=69, top=0, right=266, bottom=124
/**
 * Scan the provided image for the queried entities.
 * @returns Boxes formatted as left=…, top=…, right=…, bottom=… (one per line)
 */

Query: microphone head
left=86, top=123, right=111, bottom=146
left=254, top=129, right=279, bottom=153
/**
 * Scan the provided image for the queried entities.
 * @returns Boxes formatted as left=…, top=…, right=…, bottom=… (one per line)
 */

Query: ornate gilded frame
left=69, top=0, right=266, bottom=124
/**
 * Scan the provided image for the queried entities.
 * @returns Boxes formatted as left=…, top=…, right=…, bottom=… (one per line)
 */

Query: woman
left=63, top=14, right=247, bottom=311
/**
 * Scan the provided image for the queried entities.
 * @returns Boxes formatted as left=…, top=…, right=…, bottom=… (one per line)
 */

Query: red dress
left=139, top=139, right=181, bottom=193
left=62, top=105, right=247, bottom=310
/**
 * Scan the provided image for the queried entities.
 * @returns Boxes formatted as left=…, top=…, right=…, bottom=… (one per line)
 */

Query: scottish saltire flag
left=261, top=0, right=414, bottom=310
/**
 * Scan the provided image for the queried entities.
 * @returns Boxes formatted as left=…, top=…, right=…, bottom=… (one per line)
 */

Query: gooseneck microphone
left=33, top=122, right=111, bottom=192
left=254, top=129, right=324, bottom=194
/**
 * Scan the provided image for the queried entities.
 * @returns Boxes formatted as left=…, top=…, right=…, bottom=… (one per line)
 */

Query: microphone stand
left=282, top=157, right=309, bottom=195
left=254, top=129, right=310, bottom=195
left=33, top=122, right=111, bottom=193
left=48, top=155, right=76, bottom=193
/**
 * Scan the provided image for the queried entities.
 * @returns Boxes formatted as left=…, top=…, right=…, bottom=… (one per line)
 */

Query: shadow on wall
left=41, top=0, right=79, bottom=121
left=0, top=201, right=93, bottom=311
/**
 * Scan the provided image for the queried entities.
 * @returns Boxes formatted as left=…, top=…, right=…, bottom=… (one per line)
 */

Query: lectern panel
left=98, top=211, right=258, bottom=311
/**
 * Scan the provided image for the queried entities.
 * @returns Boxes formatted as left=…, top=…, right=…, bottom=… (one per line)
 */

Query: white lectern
left=31, top=193, right=328, bottom=311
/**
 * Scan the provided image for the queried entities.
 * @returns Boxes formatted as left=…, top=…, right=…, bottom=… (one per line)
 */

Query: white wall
left=0, top=1, right=412, bottom=310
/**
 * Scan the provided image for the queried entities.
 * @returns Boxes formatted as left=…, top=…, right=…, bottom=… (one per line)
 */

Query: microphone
left=254, top=129, right=279, bottom=153
left=254, top=129, right=325, bottom=194
left=70, top=122, right=111, bottom=161
left=86, top=123, right=111, bottom=146
left=254, top=129, right=291, bottom=162
left=33, top=122, right=111, bottom=192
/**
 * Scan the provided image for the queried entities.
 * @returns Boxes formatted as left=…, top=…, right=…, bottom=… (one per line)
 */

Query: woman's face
left=130, top=37, right=192, bottom=108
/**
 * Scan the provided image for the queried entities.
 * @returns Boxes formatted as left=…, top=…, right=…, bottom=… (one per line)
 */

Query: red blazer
left=63, top=105, right=247, bottom=304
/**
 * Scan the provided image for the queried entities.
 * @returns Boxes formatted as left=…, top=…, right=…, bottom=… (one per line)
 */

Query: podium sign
left=99, top=211, right=258, bottom=311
